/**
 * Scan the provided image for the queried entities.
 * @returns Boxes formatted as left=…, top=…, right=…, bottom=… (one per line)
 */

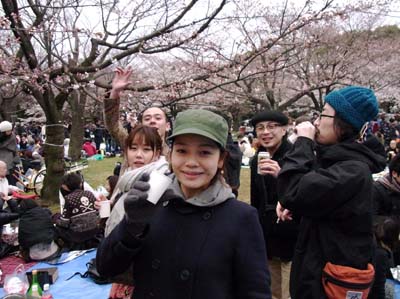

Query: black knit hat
left=250, top=110, right=289, bottom=127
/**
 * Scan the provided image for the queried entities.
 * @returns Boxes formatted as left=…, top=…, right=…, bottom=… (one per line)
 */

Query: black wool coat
left=97, top=193, right=271, bottom=299
left=250, top=138, right=299, bottom=260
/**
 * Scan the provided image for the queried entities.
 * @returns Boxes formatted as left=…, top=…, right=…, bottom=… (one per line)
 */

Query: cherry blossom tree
left=0, top=0, right=227, bottom=203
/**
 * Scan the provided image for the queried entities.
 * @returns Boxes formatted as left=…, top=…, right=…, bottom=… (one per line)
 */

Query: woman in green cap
left=97, top=109, right=271, bottom=299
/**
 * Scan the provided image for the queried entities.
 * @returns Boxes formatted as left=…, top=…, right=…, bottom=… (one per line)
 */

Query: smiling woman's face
left=170, top=134, right=224, bottom=199
left=126, top=134, right=159, bottom=169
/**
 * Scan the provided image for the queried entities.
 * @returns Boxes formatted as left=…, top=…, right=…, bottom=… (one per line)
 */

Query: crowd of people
left=0, top=68, right=399, bottom=299
left=237, top=111, right=400, bottom=168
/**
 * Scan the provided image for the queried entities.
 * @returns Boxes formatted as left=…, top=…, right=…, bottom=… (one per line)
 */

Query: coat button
left=202, top=211, right=212, bottom=220
left=180, top=269, right=190, bottom=281
left=163, top=200, right=169, bottom=207
left=151, top=259, right=160, bottom=269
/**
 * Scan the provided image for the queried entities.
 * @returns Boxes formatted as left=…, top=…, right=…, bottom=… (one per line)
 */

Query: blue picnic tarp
left=0, top=249, right=111, bottom=298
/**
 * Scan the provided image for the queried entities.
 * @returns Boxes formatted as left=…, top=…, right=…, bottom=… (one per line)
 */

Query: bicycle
left=12, top=159, right=46, bottom=196
left=13, top=158, right=88, bottom=196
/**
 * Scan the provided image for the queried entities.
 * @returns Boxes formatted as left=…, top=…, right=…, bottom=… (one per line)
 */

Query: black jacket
left=97, top=194, right=271, bottom=299
left=250, top=138, right=299, bottom=260
left=373, top=181, right=400, bottom=216
left=0, top=198, right=19, bottom=226
left=225, top=133, right=242, bottom=190
left=277, top=137, right=386, bottom=299
left=18, top=206, right=56, bottom=249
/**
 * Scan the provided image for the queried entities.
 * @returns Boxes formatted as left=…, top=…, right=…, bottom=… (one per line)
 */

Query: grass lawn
left=80, top=156, right=251, bottom=203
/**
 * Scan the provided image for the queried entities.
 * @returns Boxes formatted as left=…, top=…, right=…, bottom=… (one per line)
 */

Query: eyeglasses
left=255, top=123, right=282, bottom=132
left=319, top=114, right=335, bottom=120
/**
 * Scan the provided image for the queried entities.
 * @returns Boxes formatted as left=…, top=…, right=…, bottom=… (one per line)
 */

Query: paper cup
left=99, top=200, right=111, bottom=218
left=146, top=171, right=172, bottom=205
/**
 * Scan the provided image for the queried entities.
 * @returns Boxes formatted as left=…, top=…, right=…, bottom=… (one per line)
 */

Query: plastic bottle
left=41, top=283, right=53, bottom=299
left=27, top=270, right=42, bottom=298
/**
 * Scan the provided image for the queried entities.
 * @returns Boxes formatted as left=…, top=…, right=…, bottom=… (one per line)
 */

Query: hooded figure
left=0, top=121, right=17, bottom=178
left=18, top=199, right=59, bottom=261
left=277, top=86, right=386, bottom=299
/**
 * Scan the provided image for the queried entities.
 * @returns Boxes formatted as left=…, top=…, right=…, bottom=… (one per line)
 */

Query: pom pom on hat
left=325, top=86, right=379, bottom=131
left=0, top=121, right=12, bottom=132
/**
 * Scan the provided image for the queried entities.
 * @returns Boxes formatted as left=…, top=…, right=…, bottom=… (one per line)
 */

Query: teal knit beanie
left=325, top=86, right=379, bottom=131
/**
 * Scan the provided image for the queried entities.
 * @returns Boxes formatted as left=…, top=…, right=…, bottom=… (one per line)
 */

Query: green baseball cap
left=168, top=109, right=228, bottom=148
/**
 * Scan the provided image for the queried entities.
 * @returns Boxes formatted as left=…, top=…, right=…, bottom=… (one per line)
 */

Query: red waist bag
left=322, top=262, right=375, bottom=299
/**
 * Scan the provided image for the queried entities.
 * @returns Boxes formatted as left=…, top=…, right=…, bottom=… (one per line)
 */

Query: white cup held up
left=146, top=171, right=172, bottom=205
left=99, top=200, right=111, bottom=218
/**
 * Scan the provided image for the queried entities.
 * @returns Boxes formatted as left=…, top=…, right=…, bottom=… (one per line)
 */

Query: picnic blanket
left=0, top=254, right=37, bottom=281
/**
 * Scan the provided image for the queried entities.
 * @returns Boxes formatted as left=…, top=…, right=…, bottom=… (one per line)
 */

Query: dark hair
left=20, top=199, right=38, bottom=212
left=106, top=175, right=119, bottom=197
left=374, top=217, right=400, bottom=250
left=389, top=153, right=400, bottom=179
left=61, top=173, right=83, bottom=191
left=124, top=124, right=162, bottom=155
left=333, top=116, right=359, bottom=142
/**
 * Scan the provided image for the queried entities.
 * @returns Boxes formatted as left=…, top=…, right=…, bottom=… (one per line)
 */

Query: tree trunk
left=41, top=121, right=65, bottom=204
left=69, top=91, right=86, bottom=161
left=39, top=91, right=67, bottom=205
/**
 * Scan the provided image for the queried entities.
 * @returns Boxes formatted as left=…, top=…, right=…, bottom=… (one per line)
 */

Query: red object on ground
left=12, top=191, right=38, bottom=200
left=0, top=255, right=37, bottom=280
left=82, top=142, right=96, bottom=157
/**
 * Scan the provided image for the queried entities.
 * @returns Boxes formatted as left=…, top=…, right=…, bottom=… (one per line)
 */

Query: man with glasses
left=277, top=86, right=386, bottom=299
left=250, top=110, right=299, bottom=299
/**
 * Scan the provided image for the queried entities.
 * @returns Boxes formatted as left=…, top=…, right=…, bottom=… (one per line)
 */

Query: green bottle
left=27, top=270, right=43, bottom=299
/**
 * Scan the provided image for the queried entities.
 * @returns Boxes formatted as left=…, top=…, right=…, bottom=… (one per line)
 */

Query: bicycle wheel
left=33, top=169, right=47, bottom=195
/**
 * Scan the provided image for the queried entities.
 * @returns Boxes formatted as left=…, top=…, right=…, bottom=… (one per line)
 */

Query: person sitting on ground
left=0, top=121, right=19, bottom=186
left=105, top=175, right=119, bottom=201
left=98, top=175, right=119, bottom=230
left=18, top=199, right=60, bottom=261
left=373, top=153, right=400, bottom=217
left=0, top=160, right=21, bottom=202
left=56, top=173, right=100, bottom=250
left=82, top=138, right=97, bottom=157
left=369, top=217, right=399, bottom=299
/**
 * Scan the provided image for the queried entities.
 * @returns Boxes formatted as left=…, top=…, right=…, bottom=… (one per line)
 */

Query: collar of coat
left=163, top=175, right=234, bottom=209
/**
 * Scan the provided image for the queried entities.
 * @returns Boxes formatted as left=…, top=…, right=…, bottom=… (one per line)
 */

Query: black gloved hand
left=124, top=172, right=156, bottom=237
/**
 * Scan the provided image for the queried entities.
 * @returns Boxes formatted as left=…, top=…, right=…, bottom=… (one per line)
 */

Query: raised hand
left=110, top=67, right=133, bottom=99
left=295, top=121, right=316, bottom=141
